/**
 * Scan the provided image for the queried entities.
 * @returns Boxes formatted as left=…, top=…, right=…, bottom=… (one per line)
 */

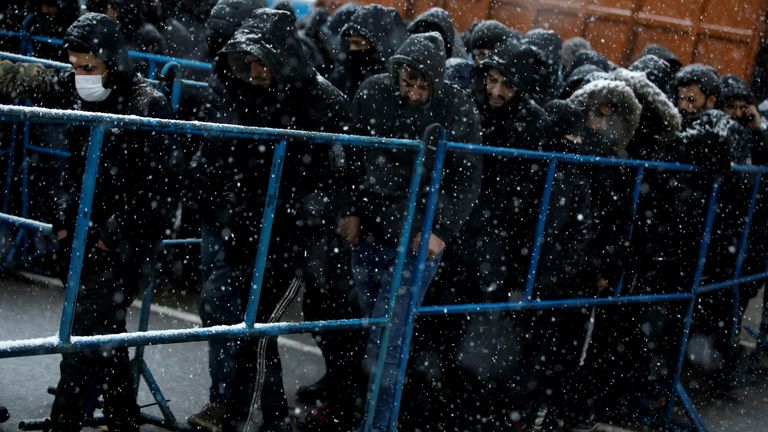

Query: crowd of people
left=2, top=1, right=768, bottom=432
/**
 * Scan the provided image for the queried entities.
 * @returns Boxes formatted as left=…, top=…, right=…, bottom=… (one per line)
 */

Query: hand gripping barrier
left=1, top=105, right=768, bottom=432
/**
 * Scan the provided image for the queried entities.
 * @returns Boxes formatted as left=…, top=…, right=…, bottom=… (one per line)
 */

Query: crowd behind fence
left=1, top=13, right=768, bottom=432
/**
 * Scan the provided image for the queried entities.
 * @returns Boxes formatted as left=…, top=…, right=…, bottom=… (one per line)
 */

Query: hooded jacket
left=329, top=4, right=406, bottom=99
left=467, top=20, right=515, bottom=55
left=406, top=7, right=467, bottom=59
left=57, top=13, right=179, bottom=255
left=674, top=63, right=721, bottom=100
left=192, top=9, right=350, bottom=252
left=523, top=29, right=564, bottom=105
left=205, top=0, right=268, bottom=54
left=29, top=0, right=81, bottom=60
left=640, top=44, right=682, bottom=74
left=317, top=2, right=360, bottom=75
left=352, top=32, right=482, bottom=245
left=608, top=68, right=681, bottom=159
left=568, top=79, right=642, bottom=153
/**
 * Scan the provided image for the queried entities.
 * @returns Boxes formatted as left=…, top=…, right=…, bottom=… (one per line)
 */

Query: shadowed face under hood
left=64, top=12, right=135, bottom=87
left=473, top=37, right=546, bottom=104
left=340, top=4, right=406, bottom=65
left=217, top=8, right=314, bottom=89
left=388, top=31, right=446, bottom=98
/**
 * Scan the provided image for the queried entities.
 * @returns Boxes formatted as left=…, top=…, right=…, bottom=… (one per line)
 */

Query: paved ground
left=1, top=273, right=768, bottom=431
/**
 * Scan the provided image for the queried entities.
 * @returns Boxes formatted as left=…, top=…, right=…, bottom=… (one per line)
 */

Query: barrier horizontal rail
left=0, top=105, right=421, bottom=150
left=0, top=317, right=386, bottom=359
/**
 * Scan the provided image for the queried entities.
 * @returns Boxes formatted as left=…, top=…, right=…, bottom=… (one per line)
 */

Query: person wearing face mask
left=327, top=4, right=406, bottom=100
left=186, top=9, right=350, bottom=432
left=0, top=12, right=180, bottom=432
left=342, top=31, right=482, bottom=431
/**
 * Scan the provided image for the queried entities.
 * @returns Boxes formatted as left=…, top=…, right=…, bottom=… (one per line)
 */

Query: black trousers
left=49, top=246, right=142, bottom=432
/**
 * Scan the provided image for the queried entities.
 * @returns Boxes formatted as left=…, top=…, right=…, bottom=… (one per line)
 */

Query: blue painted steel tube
left=728, top=173, right=762, bottom=343
left=363, top=143, right=427, bottom=432
left=0, top=51, right=70, bottom=69
left=418, top=292, right=693, bottom=316
left=694, top=271, right=768, bottom=294
left=58, top=125, right=105, bottom=343
left=667, top=177, right=722, bottom=423
left=389, top=129, right=449, bottom=428
left=523, top=160, right=558, bottom=301
left=675, top=382, right=710, bottom=432
left=139, top=361, right=177, bottom=424
left=244, top=139, right=287, bottom=326
left=615, top=166, right=645, bottom=296
left=1, top=122, right=18, bottom=213
left=0, top=212, right=52, bottom=233
left=24, top=144, right=71, bottom=158
left=0, top=317, right=388, bottom=359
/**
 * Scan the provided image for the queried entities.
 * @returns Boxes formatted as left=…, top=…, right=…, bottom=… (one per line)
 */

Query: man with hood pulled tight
left=186, top=9, right=350, bottom=432
left=1, top=12, right=180, bottom=432
left=341, top=31, right=482, bottom=431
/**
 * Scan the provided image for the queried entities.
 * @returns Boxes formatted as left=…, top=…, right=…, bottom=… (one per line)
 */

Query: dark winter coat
left=352, top=32, right=482, bottom=245
left=328, top=4, right=406, bottom=99
left=191, top=10, right=350, bottom=256
left=640, top=44, right=682, bottom=75
left=629, top=54, right=675, bottom=101
left=406, top=7, right=467, bottom=59
left=56, top=13, right=180, bottom=255
left=466, top=19, right=515, bottom=54
left=316, top=2, right=360, bottom=77
left=28, top=0, right=81, bottom=61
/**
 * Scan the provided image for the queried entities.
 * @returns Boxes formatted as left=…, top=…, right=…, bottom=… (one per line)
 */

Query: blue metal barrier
left=2, top=103, right=768, bottom=432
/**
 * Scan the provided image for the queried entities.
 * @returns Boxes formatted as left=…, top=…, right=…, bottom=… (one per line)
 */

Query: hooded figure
left=640, top=43, right=682, bottom=75
left=561, top=36, right=592, bottom=71
left=85, top=0, right=165, bottom=57
left=34, top=12, right=178, bottom=432
left=523, top=28, right=564, bottom=105
left=188, top=9, right=350, bottom=432
left=348, top=31, right=482, bottom=431
left=445, top=19, right=514, bottom=90
left=328, top=4, right=406, bottom=99
left=29, top=0, right=81, bottom=60
left=568, top=79, right=641, bottom=155
left=205, top=0, right=268, bottom=55
left=406, top=7, right=468, bottom=59
left=316, top=2, right=360, bottom=76
left=605, top=67, right=682, bottom=159
left=565, top=49, right=612, bottom=79
left=629, top=54, right=675, bottom=101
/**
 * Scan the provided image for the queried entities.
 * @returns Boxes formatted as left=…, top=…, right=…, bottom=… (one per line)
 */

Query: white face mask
left=75, top=73, right=112, bottom=102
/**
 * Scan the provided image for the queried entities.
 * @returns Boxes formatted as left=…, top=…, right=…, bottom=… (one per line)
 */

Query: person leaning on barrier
left=340, top=31, right=482, bottom=431
left=186, top=8, right=350, bottom=432
left=1, top=12, right=181, bottom=432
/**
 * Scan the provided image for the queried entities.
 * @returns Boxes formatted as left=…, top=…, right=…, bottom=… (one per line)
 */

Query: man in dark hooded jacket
left=406, top=7, right=468, bottom=59
left=522, top=28, right=564, bottom=105
left=343, top=31, right=482, bottom=431
left=328, top=4, right=406, bottom=99
left=187, top=9, right=350, bottom=432
left=444, top=19, right=516, bottom=90
left=29, top=0, right=82, bottom=61
left=0, top=12, right=180, bottom=432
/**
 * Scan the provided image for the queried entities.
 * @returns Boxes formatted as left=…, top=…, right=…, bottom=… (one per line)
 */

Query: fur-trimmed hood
left=568, top=79, right=642, bottom=151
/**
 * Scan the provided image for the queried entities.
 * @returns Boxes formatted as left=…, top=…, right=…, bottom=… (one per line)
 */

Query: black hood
left=524, top=28, right=562, bottom=71
left=206, top=0, right=268, bottom=54
left=674, top=63, right=720, bottom=99
left=340, top=4, right=406, bottom=64
left=388, top=32, right=446, bottom=93
left=561, top=36, right=592, bottom=71
left=407, top=7, right=459, bottom=58
left=544, top=99, right=585, bottom=139
left=568, top=79, right=642, bottom=152
left=641, top=44, right=682, bottom=74
left=565, top=49, right=610, bottom=78
left=34, top=0, right=81, bottom=36
left=217, top=8, right=314, bottom=87
left=64, top=12, right=134, bottom=87
left=468, top=19, right=515, bottom=52
left=473, top=37, right=546, bottom=98
left=628, top=54, right=674, bottom=97
left=717, top=74, right=755, bottom=107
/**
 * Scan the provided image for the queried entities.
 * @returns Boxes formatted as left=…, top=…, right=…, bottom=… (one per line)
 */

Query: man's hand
left=56, top=229, right=68, bottom=240
left=97, top=239, right=110, bottom=251
left=746, top=104, right=762, bottom=130
left=337, top=216, right=360, bottom=247
left=411, top=232, right=446, bottom=260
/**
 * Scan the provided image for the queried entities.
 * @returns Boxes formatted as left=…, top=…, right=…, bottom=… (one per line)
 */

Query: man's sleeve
left=0, top=60, right=55, bottom=102
left=432, top=93, right=483, bottom=243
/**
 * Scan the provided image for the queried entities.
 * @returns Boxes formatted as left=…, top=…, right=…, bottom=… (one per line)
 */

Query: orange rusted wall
left=331, top=0, right=768, bottom=80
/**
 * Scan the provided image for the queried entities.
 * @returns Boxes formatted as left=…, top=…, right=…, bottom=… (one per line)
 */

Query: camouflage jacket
left=0, top=60, right=56, bottom=102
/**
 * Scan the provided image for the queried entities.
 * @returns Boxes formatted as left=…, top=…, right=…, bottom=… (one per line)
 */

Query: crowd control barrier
left=1, top=109, right=768, bottom=431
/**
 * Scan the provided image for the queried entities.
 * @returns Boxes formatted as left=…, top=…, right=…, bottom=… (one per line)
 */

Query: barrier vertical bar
left=729, top=173, right=762, bottom=343
left=388, top=129, right=448, bottom=428
left=363, top=142, right=427, bottom=432
left=666, top=176, right=722, bottom=431
left=1, top=123, right=18, bottom=213
left=58, top=125, right=105, bottom=343
left=615, top=166, right=645, bottom=296
left=244, top=138, right=287, bottom=326
left=523, top=160, right=558, bottom=301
